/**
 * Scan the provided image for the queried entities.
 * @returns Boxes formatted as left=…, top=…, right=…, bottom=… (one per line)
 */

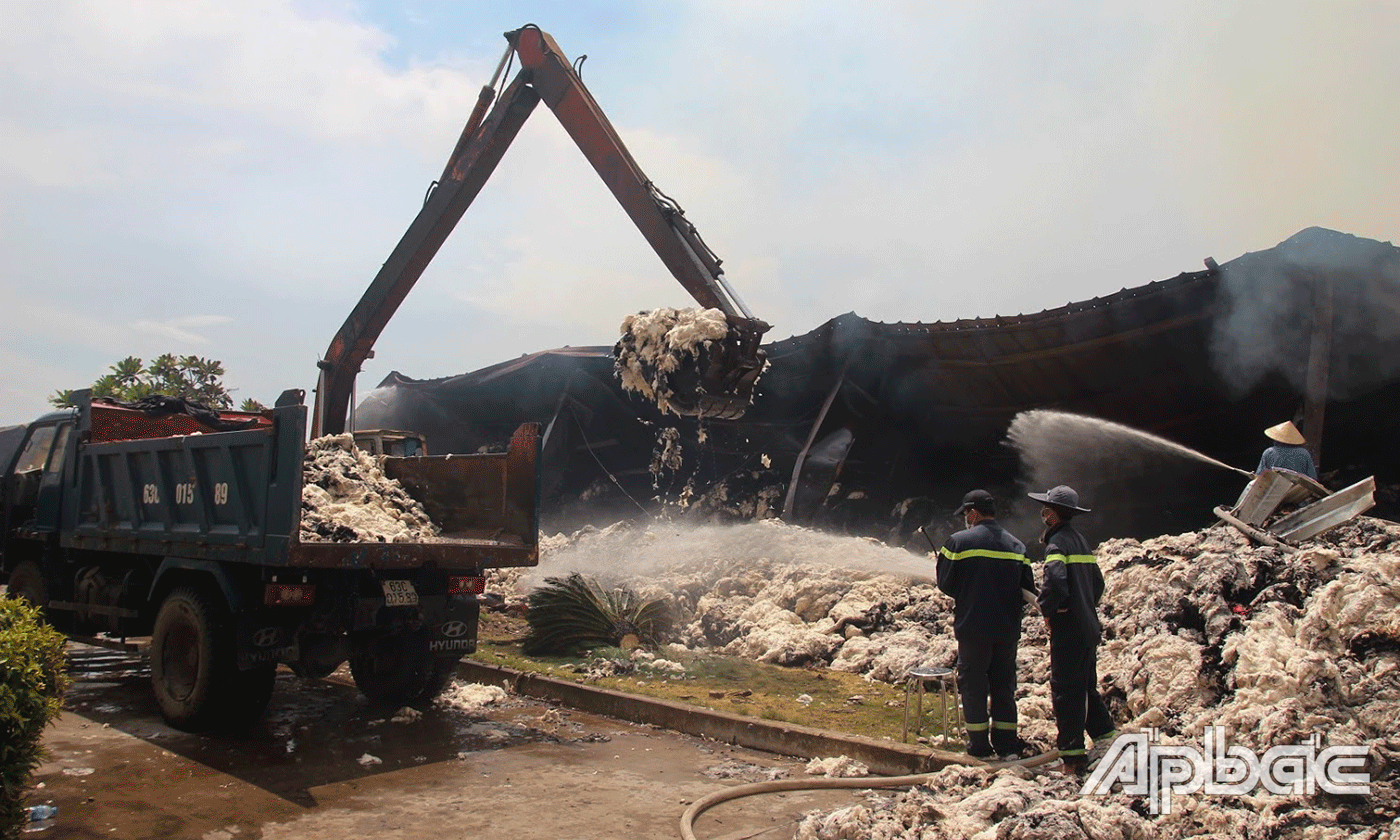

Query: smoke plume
left=1210, top=228, right=1400, bottom=400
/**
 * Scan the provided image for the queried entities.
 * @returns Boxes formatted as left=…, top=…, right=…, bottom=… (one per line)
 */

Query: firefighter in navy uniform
left=1029, top=485, right=1117, bottom=775
left=937, top=490, right=1036, bottom=758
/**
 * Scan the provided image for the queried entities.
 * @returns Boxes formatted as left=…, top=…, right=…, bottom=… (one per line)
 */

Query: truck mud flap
left=236, top=616, right=298, bottom=670
left=426, top=596, right=481, bottom=656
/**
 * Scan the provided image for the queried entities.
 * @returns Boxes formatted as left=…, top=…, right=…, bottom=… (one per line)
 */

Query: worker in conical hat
left=1256, top=420, right=1317, bottom=479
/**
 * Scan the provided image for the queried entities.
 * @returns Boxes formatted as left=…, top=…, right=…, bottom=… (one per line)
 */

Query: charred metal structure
left=357, top=228, right=1400, bottom=545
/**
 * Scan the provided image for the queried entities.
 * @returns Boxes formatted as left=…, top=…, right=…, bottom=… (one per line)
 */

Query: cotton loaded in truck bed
left=299, top=433, right=440, bottom=543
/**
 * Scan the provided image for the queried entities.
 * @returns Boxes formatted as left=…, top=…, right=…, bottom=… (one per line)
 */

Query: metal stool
left=902, top=665, right=961, bottom=745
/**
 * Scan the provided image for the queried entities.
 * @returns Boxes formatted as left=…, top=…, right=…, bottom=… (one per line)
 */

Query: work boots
left=992, top=730, right=1032, bottom=758
left=966, top=729, right=994, bottom=759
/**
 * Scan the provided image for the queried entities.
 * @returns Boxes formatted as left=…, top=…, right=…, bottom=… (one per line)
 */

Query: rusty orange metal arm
left=511, top=26, right=755, bottom=318
left=312, top=24, right=767, bottom=437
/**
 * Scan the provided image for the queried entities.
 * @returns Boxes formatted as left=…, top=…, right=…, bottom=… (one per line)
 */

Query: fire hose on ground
left=678, top=749, right=1062, bottom=840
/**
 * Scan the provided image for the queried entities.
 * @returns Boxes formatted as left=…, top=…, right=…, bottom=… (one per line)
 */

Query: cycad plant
left=522, top=573, right=673, bottom=656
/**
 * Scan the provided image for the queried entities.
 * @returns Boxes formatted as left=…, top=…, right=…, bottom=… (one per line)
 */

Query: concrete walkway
left=458, top=660, right=975, bottom=777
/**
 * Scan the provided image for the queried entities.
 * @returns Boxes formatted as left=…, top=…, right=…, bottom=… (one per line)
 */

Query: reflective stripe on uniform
left=1045, top=553, right=1097, bottom=564
left=965, top=721, right=990, bottom=732
left=991, top=720, right=1018, bottom=730
left=941, top=546, right=1032, bottom=566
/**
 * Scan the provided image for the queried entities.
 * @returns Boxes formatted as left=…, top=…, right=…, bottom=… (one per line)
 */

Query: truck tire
left=426, top=656, right=461, bottom=697
left=349, top=632, right=459, bottom=706
left=224, top=664, right=277, bottom=730
left=151, top=586, right=248, bottom=732
left=4, top=560, right=48, bottom=613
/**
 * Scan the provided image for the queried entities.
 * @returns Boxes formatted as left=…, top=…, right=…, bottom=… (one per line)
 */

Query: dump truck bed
left=62, top=396, right=539, bottom=570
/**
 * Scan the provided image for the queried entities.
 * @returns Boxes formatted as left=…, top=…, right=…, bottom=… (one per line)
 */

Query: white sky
left=1, top=0, right=1395, bottom=425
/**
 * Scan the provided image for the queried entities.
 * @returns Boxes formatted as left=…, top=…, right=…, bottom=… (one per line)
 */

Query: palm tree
left=521, top=573, right=673, bottom=656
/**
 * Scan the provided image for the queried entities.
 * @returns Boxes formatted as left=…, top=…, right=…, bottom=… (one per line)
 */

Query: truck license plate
left=381, top=580, right=418, bottom=607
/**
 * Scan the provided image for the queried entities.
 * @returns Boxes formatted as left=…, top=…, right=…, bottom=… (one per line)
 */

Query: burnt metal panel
left=358, top=227, right=1400, bottom=540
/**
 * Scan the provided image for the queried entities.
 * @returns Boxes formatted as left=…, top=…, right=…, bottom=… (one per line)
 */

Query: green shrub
left=522, top=573, right=673, bottom=656
left=0, top=598, right=69, bottom=839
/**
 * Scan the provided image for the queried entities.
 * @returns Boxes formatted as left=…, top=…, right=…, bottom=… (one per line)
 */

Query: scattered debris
left=804, top=755, right=869, bottom=778
left=650, top=427, right=684, bottom=483
left=575, top=657, right=635, bottom=681
left=355, top=753, right=382, bottom=766
left=434, top=681, right=508, bottom=713
left=704, top=758, right=789, bottom=783
left=389, top=706, right=421, bottom=724
left=679, top=470, right=785, bottom=522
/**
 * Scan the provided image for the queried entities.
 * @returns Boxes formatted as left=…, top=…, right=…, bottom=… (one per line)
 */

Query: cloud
left=132, top=315, right=235, bottom=345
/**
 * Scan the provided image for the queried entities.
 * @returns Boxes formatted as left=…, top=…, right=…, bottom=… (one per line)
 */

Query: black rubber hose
left=679, top=749, right=1062, bottom=840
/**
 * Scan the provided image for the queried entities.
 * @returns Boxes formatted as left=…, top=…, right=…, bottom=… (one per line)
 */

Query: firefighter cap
left=953, top=489, right=996, bottom=516
left=1027, top=485, right=1092, bottom=514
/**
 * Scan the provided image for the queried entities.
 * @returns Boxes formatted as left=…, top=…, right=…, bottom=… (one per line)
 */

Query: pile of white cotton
left=299, top=433, right=439, bottom=543
left=503, top=516, right=1400, bottom=837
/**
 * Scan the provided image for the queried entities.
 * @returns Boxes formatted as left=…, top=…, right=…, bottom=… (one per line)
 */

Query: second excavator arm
left=312, top=24, right=770, bottom=437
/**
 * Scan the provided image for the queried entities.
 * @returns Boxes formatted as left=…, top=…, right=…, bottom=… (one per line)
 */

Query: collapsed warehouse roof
left=356, top=227, right=1400, bottom=544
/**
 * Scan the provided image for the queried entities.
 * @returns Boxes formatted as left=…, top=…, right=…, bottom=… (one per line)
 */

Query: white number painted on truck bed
left=142, top=484, right=160, bottom=504
left=213, top=483, right=229, bottom=505
left=175, top=483, right=195, bottom=504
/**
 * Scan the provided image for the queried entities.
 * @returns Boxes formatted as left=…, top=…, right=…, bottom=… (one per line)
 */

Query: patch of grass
left=471, top=616, right=960, bottom=746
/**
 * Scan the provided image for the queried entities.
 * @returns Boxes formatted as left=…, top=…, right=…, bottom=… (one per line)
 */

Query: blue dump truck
left=0, top=389, right=539, bottom=731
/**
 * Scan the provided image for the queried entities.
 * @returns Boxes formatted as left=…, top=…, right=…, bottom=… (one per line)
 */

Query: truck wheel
left=350, top=632, right=458, bottom=705
left=5, top=561, right=48, bottom=614
left=224, top=664, right=277, bottom=730
left=151, top=586, right=236, bottom=732
left=420, top=656, right=461, bottom=701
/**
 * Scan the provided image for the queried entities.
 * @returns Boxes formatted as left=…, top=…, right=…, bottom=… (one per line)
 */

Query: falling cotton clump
left=299, top=433, right=439, bottom=543
left=510, top=516, right=1400, bottom=837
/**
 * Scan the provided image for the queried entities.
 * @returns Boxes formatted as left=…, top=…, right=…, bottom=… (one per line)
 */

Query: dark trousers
left=956, top=635, right=1018, bottom=734
left=1049, top=636, right=1115, bottom=755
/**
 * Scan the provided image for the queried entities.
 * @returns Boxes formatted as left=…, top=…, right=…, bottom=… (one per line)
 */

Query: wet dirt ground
left=25, top=643, right=865, bottom=840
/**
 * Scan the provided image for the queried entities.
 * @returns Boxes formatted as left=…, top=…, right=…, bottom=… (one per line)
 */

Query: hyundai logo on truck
left=440, top=620, right=470, bottom=639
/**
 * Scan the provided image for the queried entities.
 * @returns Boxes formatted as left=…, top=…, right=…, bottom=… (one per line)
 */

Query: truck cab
left=1, top=411, right=76, bottom=536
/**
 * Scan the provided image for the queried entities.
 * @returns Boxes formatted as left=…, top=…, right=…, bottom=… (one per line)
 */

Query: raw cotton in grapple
left=614, top=307, right=729, bottom=415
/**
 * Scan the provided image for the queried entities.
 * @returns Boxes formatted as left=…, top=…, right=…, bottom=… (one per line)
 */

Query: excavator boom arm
left=313, top=25, right=767, bottom=438
left=513, top=27, right=748, bottom=318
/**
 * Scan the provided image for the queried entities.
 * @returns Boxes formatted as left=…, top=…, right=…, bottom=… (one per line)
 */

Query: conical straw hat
left=1265, top=421, right=1305, bottom=445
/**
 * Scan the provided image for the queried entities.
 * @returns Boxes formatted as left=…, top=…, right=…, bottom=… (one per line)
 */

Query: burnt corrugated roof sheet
left=360, top=227, right=1400, bottom=540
